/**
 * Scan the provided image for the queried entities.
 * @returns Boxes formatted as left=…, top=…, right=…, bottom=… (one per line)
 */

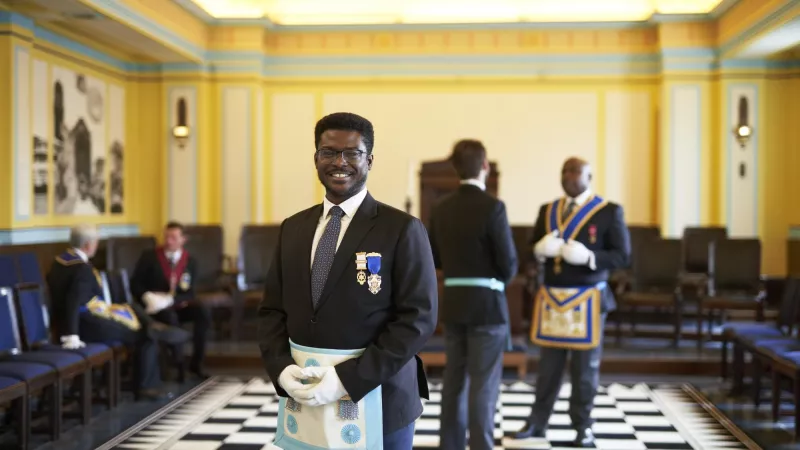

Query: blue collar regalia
left=274, top=340, right=383, bottom=450
left=57, top=250, right=141, bottom=331
left=529, top=195, right=608, bottom=350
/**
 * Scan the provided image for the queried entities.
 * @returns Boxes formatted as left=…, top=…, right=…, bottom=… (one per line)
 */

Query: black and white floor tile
left=105, top=377, right=759, bottom=450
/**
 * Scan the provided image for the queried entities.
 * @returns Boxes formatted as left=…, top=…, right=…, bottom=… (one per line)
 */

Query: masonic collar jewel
left=366, top=252, right=382, bottom=294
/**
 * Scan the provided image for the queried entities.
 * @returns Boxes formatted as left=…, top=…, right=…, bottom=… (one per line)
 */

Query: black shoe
left=573, top=428, right=595, bottom=447
left=135, top=389, right=175, bottom=402
left=512, top=421, right=546, bottom=439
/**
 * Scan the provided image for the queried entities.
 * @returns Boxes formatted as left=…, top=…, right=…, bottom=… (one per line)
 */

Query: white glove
left=296, top=366, right=349, bottom=407
left=534, top=230, right=565, bottom=259
left=278, top=365, right=316, bottom=402
left=60, top=335, right=86, bottom=349
left=561, top=240, right=594, bottom=267
left=143, top=291, right=174, bottom=314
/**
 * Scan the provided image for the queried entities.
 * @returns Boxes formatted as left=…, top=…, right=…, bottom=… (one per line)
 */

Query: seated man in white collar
left=130, top=221, right=210, bottom=380
left=46, top=224, right=174, bottom=401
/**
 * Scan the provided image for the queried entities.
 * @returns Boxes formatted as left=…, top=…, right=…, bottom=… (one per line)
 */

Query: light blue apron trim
left=444, top=277, right=505, bottom=292
left=274, top=341, right=384, bottom=450
left=289, top=339, right=365, bottom=356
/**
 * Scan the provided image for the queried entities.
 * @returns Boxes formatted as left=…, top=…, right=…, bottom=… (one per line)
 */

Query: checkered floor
left=107, top=377, right=757, bottom=450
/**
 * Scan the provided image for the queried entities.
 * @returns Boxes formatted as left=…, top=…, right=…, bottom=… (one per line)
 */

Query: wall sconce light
left=733, top=96, right=751, bottom=148
left=173, top=97, right=190, bottom=148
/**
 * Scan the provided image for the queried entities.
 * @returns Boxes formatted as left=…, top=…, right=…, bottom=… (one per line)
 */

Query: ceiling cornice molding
left=172, top=0, right=742, bottom=29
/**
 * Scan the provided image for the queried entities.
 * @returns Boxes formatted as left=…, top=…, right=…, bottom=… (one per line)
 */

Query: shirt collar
left=165, top=248, right=183, bottom=262
left=567, top=188, right=593, bottom=207
left=322, top=187, right=368, bottom=219
left=72, top=248, right=88, bottom=263
left=460, top=179, right=486, bottom=191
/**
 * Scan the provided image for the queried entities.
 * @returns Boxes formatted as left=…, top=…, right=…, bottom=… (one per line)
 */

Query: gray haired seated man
left=46, top=224, right=190, bottom=400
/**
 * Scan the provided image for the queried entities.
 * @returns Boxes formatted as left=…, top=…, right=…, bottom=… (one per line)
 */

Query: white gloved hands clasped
left=295, top=366, right=349, bottom=407
left=60, top=334, right=86, bottom=349
left=561, top=240, right=593, bottom=266
left=142, top=291, right=174, bottom=314
left=278, top=365, right=316, bottom=402
left=534, top=230, right=565, bottom=259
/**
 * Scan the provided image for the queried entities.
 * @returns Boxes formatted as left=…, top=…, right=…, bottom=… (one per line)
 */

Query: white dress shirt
left=165, top=249, right=183, bottom=265
left=72, top=248, right=89, bottom=263
left=460, top=178, right=486, bottom=191
left=310, top=187, right=369, bottom=268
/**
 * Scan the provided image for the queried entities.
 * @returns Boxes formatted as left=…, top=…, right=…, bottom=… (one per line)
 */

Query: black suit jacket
left=258, top=192, right=438, bottom=434
left=429, top=184, right=518, bottom=325
left=530, top=199, right=630, bottom=312
left=46, top=249, right=105, bottom=337
left=130, top=249, right=198, bottom=306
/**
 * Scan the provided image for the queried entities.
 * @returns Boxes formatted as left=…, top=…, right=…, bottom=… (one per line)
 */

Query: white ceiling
left=188, top=0, right=726, bottom=24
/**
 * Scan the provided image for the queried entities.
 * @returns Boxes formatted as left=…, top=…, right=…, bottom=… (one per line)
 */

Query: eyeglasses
left=316, top=149, right=366, bottom=164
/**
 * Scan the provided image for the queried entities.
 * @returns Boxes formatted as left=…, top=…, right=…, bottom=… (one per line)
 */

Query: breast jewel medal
left=366, top=252, right=382, bottom=294
left=355, top=252, right=367, bottom=285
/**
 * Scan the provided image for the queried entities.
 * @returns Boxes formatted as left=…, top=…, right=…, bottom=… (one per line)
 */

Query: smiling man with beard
left=258, top=112, right=438, bottom=450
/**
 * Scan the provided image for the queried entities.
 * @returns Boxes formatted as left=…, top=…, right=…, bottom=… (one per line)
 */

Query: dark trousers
left=79, top=306, right=161, bottom=391
left=152, top=303, right=211, bottom=370
left=383, top=421, right=415, bottom=450
left=529, top=313, right=607, bottom=431
left=439, top=323, right=506, bottom=450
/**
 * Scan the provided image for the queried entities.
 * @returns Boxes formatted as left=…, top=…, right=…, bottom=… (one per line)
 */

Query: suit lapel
left=315, top=193, right=378, bottom=311
left=299, top=204, right=322, bottom=305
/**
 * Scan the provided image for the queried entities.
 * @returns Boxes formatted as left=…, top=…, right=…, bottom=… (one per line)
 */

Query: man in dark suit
left=47, top=224, right=173, bottom=400
left=428, top=139, right=517, bottom=450
left=258, top=112, right=438, bottom=450
left=130, top=221, right=210, bottom=379
left=513, top=157, right=630, bottom=447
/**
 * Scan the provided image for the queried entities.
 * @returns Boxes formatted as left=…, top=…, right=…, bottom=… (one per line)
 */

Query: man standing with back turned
left=513, top=157, right=630, bottom=447
left=429, top=139, right=517, bottom=450
left=258, top=112, right=438, bottom=450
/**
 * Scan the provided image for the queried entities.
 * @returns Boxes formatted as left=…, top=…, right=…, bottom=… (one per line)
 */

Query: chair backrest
left=12, top=283, right=50, bottom=350
left=0, top=287, right=23, bottom=357
left=630, top=238, right=683, bottom=291
left=100, top=272, right=113, bottom=305
left=106, top=269, right=133, bottom=304
left=709, top=238, right=761, bottom=294
left=507, top=276, right=527, bottom=335
left=627, top=225, right=661, bottom=270
left=0, top=255, right=17, bottom=287
left=15, top=252, right=43, bottom=284
left=106, top=236, right=157, bottom=276
left=238, top=225, right=280, bottom=290
left=776, top=278, right=800, bottom=330
left=683, top=226, right=727, bottom=273
left=183, top=225, right=224, bottom=291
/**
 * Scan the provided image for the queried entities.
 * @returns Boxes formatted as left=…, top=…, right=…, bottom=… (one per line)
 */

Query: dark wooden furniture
left=789, top=237, right=800, bottom=277
left=418, top=159, right=498, bottom=228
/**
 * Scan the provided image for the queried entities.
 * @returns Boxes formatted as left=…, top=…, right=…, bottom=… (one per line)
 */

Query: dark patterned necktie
left=311, top=206, right=344, bottom=307
left=562, top=200, right=576, bottom=222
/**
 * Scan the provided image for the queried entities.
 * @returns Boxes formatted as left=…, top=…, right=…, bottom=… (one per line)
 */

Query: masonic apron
left=273, top=340, right=383, bottom=450
left=56, top=249, right=141, bottom=331
left=530, top=195, right=607, bottom=350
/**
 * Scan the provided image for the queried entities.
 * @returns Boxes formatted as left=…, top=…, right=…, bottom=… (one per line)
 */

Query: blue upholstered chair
left=14, top=283, right=116, bottom=420
left=724, top=278, right=800, bottom=382
left=767, top=350, right=800, bottom=439
left=0, top=375, right=28, bottom=449
left=0, top=286, right=61, bottom=445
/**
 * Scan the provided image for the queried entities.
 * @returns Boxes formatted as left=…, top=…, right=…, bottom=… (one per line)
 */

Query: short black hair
left=450, top=139, right=487, bottom=179
left=165, top=221, right=184, bottom=233
left=314, top=112, right=374, bottom=154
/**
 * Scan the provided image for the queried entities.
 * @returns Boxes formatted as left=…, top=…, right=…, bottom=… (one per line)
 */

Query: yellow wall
left=2, top=3, right=799, bottom=275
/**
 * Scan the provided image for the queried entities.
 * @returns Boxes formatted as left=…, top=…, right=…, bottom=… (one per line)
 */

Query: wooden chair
left=615, top=238, right=683, bottom=347
left=105, top=236, right=156, bottom=277
left=0, top=375, right=28, bottom=449
left=697, top=239, right=765, bottom=351
left=183, top=225, right=239, bottom=340
left=768, top=351, right=800, bottom=439
left=236, top=225, right=281, bottom=336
